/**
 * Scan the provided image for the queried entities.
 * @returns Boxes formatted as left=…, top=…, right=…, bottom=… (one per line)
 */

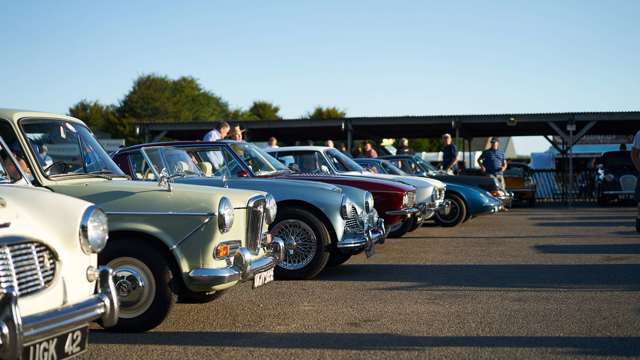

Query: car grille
left=345, top=206, right=364, bottom=233
left=0, top=241, right=56, bottom=297
left=405, top=191, right=416, bottom=207
left=246, top=196, right=266, bottom=254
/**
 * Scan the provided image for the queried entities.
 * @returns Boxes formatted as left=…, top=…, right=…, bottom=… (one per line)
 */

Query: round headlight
left=218, top=197, right=235, bottom=233
left=340, top=195, right=353, bottom=219
left=364, top=192, right=374, bottom=213
left=265, top=194, right=277, bottom=224
left=79, top=206, right=109, bottom=254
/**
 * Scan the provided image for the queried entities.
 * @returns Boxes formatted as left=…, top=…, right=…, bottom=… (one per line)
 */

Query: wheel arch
left=273, top=199, right=338, bottom=245
left=444, top=189, right=472, bottom=221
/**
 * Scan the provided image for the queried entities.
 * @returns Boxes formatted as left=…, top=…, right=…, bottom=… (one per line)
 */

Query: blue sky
left=1, top=1, right=638, bottom=154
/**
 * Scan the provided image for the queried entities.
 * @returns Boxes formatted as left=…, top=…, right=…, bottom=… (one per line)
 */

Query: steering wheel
left=43, top=161, right=69, bottom=176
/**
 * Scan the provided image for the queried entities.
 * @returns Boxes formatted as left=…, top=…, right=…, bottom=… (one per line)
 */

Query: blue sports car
left=355, top=158, right=501, bottom=227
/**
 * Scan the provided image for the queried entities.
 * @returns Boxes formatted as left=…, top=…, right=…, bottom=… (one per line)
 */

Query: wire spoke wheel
left=272, top=219, right=318, bottom=270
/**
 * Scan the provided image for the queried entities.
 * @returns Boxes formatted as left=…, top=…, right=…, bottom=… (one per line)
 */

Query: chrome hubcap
left=272, top=219, right=317, bottom=270
left=108, top=257, right=156, bottom=319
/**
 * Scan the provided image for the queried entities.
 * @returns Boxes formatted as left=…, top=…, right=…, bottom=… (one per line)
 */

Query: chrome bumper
left=385, top=207, right=420, bottom=216
left=338, top=218, right=386, bottom=254
left=0, top=266, right=119, bottom=359
left=187, top=237, right=284, bottom=288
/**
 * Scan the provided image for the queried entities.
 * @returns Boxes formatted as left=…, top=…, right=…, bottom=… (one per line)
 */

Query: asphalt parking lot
left=85, top=207, right=640, bottom=360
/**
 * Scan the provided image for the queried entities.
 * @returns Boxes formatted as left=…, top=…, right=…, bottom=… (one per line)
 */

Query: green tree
left=68, top=100, right=117, bottom=133
left=118, top=74, right=231, bottom=122
left=248, top=101, right=281, bottom=120
left=305, top=106, right=346, bottom=119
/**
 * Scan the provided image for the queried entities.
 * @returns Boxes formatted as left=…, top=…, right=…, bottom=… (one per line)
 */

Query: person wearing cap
left=441, top=133, right=458, bottom=175
left=228, top=125, right=246, bottom=141
left=203, top=121, right=230, bottom=142
left=478, top=137, right=507, bottom=189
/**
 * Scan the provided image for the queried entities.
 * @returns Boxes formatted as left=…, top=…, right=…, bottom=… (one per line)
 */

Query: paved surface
left=84, top=207, right=640, bottom=359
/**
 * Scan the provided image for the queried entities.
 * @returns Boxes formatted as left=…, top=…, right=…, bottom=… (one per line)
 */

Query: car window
left=187, top=147, right=245, bottom=177
left=504, top=166, right=524, bottom=177
left=0, top=137, right=26, bottom=184
left=128, top=151, right=158, bottom=180
left=325, top=149, right=364, bottom=173
left=20, top=119, right=125, bottom=177
left=0, top=121, right=33, bottom=181
left=273, top=151, right=332, bottom=174
left=381, top=161, right=407, bottom=175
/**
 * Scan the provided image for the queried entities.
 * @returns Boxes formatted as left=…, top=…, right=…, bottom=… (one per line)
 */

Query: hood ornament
left=158, top=168, right=173, bottom=192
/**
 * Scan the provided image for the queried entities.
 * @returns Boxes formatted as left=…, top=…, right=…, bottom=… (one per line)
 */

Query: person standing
left=203, top=121, right=230, bottom=142
left=477, top=137, right=507, bottom=189
left=441, top=133, right=458, bottom=175
left=227, top=125, right=246, bottom=141
left=363, top=141, right=378, bottom=158
left=397, top=138, right=412, bottom=154
left=630, top=130, right=640, bottom=232
left=325, top=140, right=335, bottom=148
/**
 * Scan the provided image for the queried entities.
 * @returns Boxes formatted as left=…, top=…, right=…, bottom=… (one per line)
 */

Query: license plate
left=23, top=326, right=88, bottom=360
left=253, top=267, right=274, bottom=289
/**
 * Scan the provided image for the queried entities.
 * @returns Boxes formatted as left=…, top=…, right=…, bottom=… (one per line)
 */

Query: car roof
left=0, top=108, right=81, bottom=124
left=266, top=146, right=331, bottom=152
left=117, top=140, right=244, bottom=153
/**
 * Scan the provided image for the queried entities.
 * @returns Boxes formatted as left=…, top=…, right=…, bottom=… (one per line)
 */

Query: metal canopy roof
left=138, top=111, right=640, bottom=142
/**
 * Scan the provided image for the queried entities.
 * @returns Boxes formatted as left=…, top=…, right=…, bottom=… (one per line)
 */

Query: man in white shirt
left=203, top=121, right=230, bottom=142
left=631, top=130, right=640, bottom=232
left=265, top=137, right=279, bottom=149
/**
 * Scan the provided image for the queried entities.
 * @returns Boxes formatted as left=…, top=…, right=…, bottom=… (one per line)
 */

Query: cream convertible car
left=0, top=139, right=118, bottom=360
left=0, top=109, right=284, bottom=332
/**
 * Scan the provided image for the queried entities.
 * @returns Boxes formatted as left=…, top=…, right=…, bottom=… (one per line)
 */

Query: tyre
left=637, top=218, right=640, bottom=233
left=270, top=207, right=332, bottom=280
left=407, top=215, right=421, bottom=232
left=528, top=197, right=536, bottom=207
left=100, top=242, right=176, bottom=332
left=326, top=252, right=352, bottom=267
left=434, top=193, right=467, bottom=227
left=388, top=218, right=412, bottom=238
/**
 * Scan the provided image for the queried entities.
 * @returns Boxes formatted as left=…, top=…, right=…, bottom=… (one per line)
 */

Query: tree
left=248, top=101, right=281, bottom=120
left=68, top=100, right=118, bottom=133
left=118, top=74, right=231, bottom=122
left=305, top=106, right=346, bottom=120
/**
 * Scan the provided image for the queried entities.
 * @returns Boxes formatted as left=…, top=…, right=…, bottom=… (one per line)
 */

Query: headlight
left=364, top=192, right=374, bottom=213
left=265, top=194, right=277, bottom=224
left=340, top=195, right=353, bottom=219
left=79, top=206, right=109, bottom=254
left=604, top=174, right=615, bottom=182
left=218, top=197, right=235, bottom=233
left=402, top=192, right=415, bottom=208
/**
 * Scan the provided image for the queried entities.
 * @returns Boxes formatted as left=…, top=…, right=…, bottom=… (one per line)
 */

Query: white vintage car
left=0, top=138, right=118, bottom=359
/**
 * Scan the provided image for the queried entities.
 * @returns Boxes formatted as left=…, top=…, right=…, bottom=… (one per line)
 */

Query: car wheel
left=326, top=252, right=352, bottom=267
left=434, top=193, right=467, bottom=227
left=270, top=207, right=331, bottom=280
left=388, top=218, right=412, bottom=238
left=528, top=197, right=536, bottom=207
left=100, top=243, right=175, bottom=332
left=408, top=215, right=421, bottom=232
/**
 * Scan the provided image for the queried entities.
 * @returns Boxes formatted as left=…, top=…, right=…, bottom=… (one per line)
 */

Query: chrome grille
left=246, top=196, right=266, bottom=253
left=0, top=241, right=56, bottom=297
left=345, top=207, right=364, bottom=233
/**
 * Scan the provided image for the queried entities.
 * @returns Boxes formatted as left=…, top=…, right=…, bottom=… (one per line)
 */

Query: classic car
left=112, top=141, right=385, bottom=279
left=0, top=108, right=284, bottom=333
left=503, top=162, right=537, bottom=206
left=381, top=154, right=513, bottom=208
left=355, top=158, right=501, bottom=226
left=0, top=138, right=118, bottom=359
left=266, top=146, right=444, bottom=238
left=596, top=150, right=636, bottom=205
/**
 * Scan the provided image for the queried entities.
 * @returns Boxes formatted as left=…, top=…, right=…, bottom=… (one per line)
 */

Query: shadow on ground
left=317, top=264, right=640, bottom=291
left=90, top=332, right=640, bottom=357
left=535, top=244, right=640, bottom=254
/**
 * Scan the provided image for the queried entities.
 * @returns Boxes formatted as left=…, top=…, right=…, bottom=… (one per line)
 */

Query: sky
left=1, top=1, right=638, bottom=155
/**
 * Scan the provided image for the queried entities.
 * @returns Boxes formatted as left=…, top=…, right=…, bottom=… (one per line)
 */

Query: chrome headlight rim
left=364, top=192, right=374, bottom=213
left=79, top=205, right=109, bottom=254
left=218, top=197, right=235, bottom=233
left=265, top=194, right=277, bottom=225
left=340, top=195, right=353, bottom=220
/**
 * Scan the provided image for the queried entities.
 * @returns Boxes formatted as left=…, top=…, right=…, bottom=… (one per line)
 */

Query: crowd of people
left=202, top=121, right=508, bottom=185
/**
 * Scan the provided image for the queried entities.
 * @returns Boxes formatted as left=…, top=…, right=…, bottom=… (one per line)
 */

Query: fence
left=532, top=169, right=598, bottom=203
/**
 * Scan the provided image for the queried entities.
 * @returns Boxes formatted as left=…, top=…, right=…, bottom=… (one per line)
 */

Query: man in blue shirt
left=441, top=133, right=458, bottom=175
left=478, top=137, right=507, bottom=189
